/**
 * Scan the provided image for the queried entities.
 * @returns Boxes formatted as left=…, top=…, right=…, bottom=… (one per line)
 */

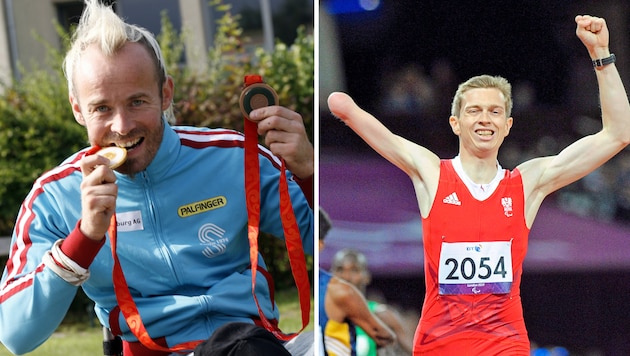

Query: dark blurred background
left=319, top=1, right=630, bottom=355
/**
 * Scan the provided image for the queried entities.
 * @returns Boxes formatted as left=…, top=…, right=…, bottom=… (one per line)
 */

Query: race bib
left=438, top=241, right=513, bottom=295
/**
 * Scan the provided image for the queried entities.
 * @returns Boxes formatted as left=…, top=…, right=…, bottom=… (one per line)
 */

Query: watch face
left=240, top=83, right=279, bottom=118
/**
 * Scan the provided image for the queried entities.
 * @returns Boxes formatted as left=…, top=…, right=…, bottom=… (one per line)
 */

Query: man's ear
left=161, top=76, right=175, bottom=111
left=505, top=116, right=514, bottom=137
left=449, top=115, right=460, bottom=135
left=69, top=94, right=86, bottom=126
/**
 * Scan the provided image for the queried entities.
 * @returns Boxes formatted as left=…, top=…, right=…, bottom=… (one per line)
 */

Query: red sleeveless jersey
left=413, top=160, right=530, bottom=355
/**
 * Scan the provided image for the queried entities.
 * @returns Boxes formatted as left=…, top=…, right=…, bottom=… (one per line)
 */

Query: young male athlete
left=0, top=1, right=313, bottom=355
left=327, top=15, right=630, bottom=355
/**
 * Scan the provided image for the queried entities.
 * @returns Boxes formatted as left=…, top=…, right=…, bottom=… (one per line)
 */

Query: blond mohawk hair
left=62, top=0, right=174, bottom=122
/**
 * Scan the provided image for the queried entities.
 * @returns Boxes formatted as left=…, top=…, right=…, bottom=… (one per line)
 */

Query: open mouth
left=112, top=137, right=144, bottom=151
left=475, top=129, right=494, bottom=137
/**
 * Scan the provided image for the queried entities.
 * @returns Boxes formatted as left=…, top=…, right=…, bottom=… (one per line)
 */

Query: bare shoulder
left=515, top=156, right=556, bottom=226
left=515, top=156, right=553, bottom=189
left=327, top=276, right=358, bottom=304
left=407, top=148, right=441, bottom=217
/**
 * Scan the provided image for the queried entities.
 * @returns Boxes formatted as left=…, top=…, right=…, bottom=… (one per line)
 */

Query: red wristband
left=59, top=220, right=106, bottom=269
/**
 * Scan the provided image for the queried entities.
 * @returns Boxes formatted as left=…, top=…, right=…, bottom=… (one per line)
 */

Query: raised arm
left=328, top=92, right=438, bottom=176
left=519, top=15, right=630, bottom=215
left=327, top=92, right=441, bottom=215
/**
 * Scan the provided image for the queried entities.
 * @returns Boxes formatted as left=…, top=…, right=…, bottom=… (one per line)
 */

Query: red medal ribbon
left=243, top=74, right=311, bottom=340
left=108, top=217, right=203, bottom=353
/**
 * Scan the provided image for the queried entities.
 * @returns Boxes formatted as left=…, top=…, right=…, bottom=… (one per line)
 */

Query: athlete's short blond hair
left=451, top=75, right=513, bottom=118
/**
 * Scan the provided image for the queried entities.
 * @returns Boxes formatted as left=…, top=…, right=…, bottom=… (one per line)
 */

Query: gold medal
left=97, top=146, right=127, bottom=169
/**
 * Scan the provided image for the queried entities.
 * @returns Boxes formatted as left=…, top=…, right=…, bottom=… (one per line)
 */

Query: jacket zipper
left=142, top=171, right=182, bottom=286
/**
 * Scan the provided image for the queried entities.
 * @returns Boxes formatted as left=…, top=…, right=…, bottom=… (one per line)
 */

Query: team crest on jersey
left=178, top=196, right=227, bottom=218
left=501, top=197, right=513, bottom=217
left=198, top=223, right=228, bottom=258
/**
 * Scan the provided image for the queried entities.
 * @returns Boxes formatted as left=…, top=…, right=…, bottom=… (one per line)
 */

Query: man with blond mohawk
left=0, top=0, right=314, bottom=355
left=328, top=15, right=630, bottom=355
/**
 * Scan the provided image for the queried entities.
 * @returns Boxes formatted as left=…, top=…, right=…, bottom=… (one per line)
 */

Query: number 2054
left=444, top=256, right=508, bottom=281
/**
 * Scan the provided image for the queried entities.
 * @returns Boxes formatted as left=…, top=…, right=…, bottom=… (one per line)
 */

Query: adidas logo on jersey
left=443, top=192, right=461, bottom=205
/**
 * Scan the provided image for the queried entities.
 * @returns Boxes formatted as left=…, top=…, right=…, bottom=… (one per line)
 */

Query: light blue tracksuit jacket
left=0, top=123, right=313, bottom=354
